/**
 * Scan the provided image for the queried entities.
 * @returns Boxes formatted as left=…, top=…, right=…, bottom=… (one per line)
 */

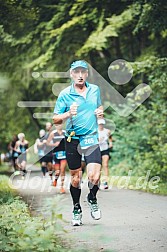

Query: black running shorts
left=65, top=137, right=102, bottom=170
left=101, top=149, right=111, bottom=159
left=43, top=154, right=53, bottom=163
left=101, top=149, right=110, bottom=156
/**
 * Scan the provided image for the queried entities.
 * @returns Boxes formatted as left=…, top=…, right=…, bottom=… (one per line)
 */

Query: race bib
left=55, top=151, right=66, bottom=159
left=38, top=149, right=44, bottom=156
left=13, top=152, right=19, bottom=158
left=79, top=134, right=98, bottom=149
left=20, top=147, right=26, bottom=153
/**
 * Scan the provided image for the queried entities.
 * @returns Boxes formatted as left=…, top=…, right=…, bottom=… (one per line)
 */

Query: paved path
left=10, top=168, right=167, bottom=252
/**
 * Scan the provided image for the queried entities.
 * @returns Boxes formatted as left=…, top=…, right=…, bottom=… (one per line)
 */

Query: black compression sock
left=88, top=181, right=99, bottom=201
left=70, top=184, right=81, bottom=209
left=22, top=169, right=27, bottom=175
left=41, top=166, right=47, bottom=175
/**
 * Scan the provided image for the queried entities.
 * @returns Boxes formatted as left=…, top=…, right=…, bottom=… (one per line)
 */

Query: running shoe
left=104, top=181, right=108, bottom=189
left=71, top=208, right=82, bottom=226
left=14, top=171, right=20, bottom=176
left=52, top=179, right=57, bottom=187
left=60, top=187, right=65, bottom=194
left=87, top=196, right=101, bottom=220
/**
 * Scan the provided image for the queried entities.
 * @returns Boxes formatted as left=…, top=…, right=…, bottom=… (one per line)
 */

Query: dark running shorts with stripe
left=65, top=137, right=102, bottom=170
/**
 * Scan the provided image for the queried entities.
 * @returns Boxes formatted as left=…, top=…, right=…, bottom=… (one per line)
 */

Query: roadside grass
left=0, top=175, right=69, bottom=252
left=0, top=175, right=17, bottom=203
left=108, top=161, right=167, bottom=196
left=107, top=174, right=167, bottom=195
left=0, top=163, right=13, bottom=173
left=124, top=176, right=167, bottom=195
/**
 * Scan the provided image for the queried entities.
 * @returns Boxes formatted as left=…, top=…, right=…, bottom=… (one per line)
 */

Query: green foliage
left=108, top=57, right=167, bottom=182
left=0, top=175, right=67, bottom=252
left=78, top=5, right=134, bottom=54
left=0, top=164, right=11, bottom=174
left=0, top=0, right=166, bottom=186
left=133, top=0, right=167, bottom=34
left=0, top=200, right=66, bottom=251
left=0, top=175, right=17, bottom=204
left=110, top=175, right=167, bottom=195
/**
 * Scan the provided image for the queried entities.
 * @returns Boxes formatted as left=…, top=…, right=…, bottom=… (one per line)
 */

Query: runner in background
left=81, top=154, right=86, bottom=175
left=8, top=134, right=18, bottom=171
left=44, top=122, right=54, bottom=184
left=34, top=129, right=48, bottom=177
left=14, top=133, right=29, bottom=178
left=98, top=118, right=113, bottom=189
left=47, top=124, right=67, bottom=193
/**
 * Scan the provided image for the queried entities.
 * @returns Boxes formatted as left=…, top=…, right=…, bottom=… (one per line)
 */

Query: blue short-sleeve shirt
left=54, top=82, right=102, bottom=136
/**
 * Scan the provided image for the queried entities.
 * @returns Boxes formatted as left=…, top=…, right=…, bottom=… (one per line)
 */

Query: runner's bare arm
left=108, top=129, right=111, bottom=137
left=95, top=105, right=104, bottom=118
left=26, top=141, right=29, bottom=153
left=34, top=139, right=39, bottom=154
left=108, top=130, right=113, bottom=148
left=37, top=139, right=45, bottom=146
left=46, top=131, right=60, bottom=147
left=53, top=112, right=69, bottom=124
left=14, top=141, right=19, bottom=152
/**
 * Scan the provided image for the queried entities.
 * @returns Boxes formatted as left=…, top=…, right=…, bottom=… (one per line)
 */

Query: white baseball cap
left=18, top=133, right=25, bottom=140
left=98, top=118, right=105, bottom=125
left=39, top=129, right=46, bottom=138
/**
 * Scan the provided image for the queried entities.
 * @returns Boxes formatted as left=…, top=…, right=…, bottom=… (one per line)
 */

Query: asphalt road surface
left=10, top=168, right=167, bottom=252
